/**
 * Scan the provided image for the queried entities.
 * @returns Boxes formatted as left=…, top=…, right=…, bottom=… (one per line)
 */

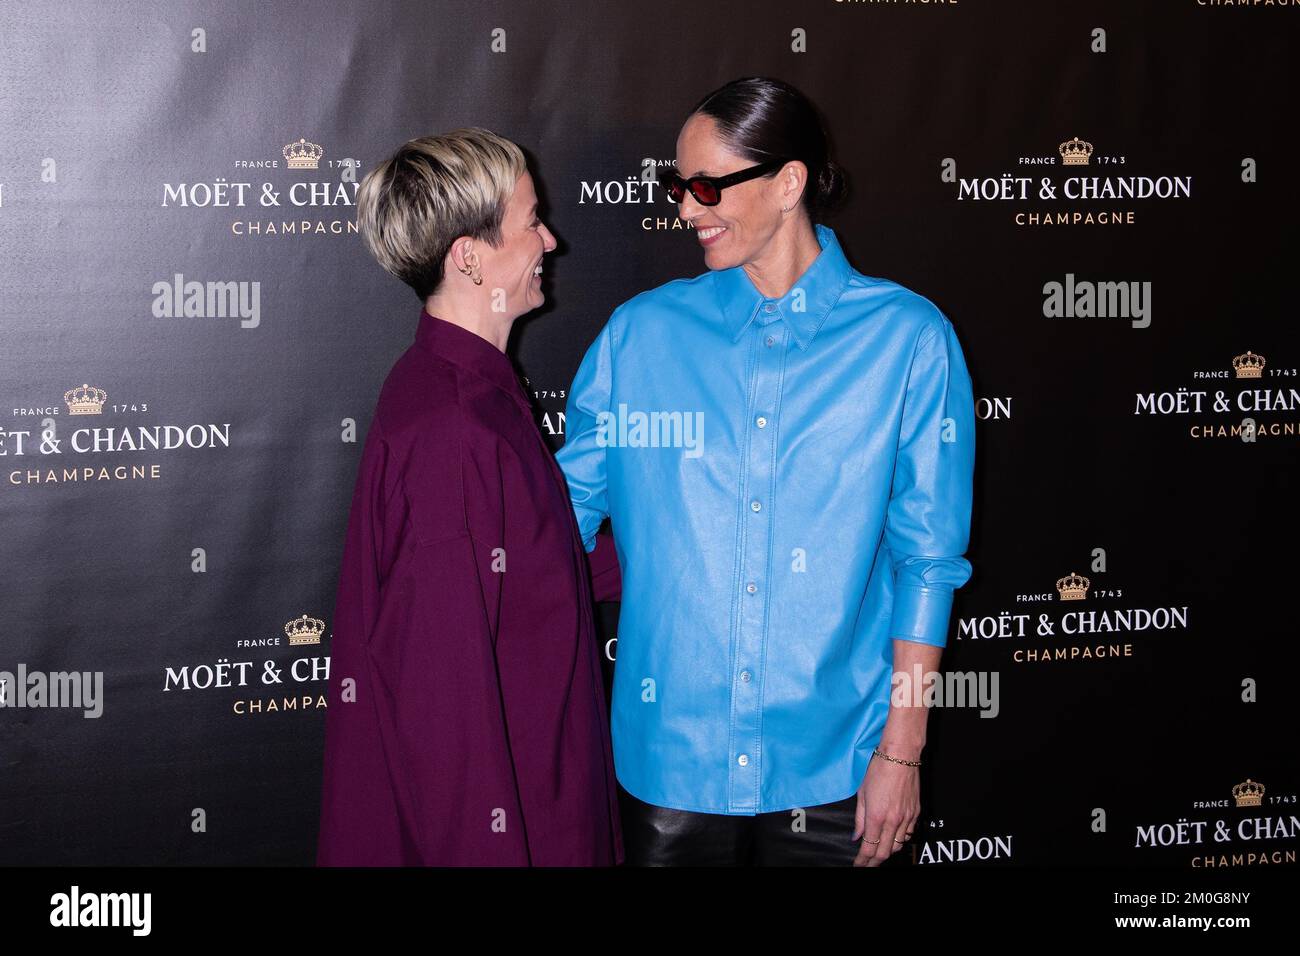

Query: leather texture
left=620, top=786, right=867, bottom=866
left=557, top=224, right=976, bottom=815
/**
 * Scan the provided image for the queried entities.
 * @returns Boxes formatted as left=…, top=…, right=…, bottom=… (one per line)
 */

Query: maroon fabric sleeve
left=587, top=529, right=622, bottom=603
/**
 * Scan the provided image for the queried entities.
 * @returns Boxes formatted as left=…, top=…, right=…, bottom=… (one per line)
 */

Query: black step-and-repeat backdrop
left=1, top=0, right=1295, bottom=867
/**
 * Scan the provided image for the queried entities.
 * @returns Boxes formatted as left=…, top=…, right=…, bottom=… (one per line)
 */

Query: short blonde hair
left=356, top=127, right=528, bottom=300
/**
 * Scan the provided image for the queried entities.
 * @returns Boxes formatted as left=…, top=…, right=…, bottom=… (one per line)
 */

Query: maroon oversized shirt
left=317, top=308, right=623, bottom=866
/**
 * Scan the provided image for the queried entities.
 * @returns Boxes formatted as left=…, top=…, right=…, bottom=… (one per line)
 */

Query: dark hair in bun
left=690, top=76, right=847, bottom=219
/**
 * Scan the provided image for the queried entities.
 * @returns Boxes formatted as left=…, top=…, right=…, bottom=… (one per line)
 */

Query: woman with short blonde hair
left=355, top=128, right=527, bottom=302
left=318, top=127, right=623, bottom=867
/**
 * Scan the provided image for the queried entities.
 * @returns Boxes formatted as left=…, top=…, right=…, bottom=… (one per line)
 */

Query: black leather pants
left=619, top=785, right=867, bottom=866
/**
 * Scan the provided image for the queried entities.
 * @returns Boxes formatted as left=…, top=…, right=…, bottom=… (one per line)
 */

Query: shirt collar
left=713, top=222, right=852, bottom=351
left=414, top=309, right=531, bottom=409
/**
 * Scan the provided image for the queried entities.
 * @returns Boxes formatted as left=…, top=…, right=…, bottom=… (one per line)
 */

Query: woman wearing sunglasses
left=557, top=77, right=976, bottom=866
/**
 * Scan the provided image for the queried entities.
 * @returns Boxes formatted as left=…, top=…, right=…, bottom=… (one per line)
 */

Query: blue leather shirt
left=557, top=223, right=975, bottom=814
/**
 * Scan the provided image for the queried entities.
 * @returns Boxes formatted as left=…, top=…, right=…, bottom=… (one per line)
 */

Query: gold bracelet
left=872, top=747, right=921, bottom=767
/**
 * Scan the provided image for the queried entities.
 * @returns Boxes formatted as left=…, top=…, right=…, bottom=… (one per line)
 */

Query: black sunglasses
left=656, top=159, right=788, bottom=206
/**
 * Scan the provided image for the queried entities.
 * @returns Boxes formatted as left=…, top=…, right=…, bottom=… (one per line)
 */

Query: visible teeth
left=698, top=226, right=728, bottom=239
left=534, top=263, right=543, bottom=275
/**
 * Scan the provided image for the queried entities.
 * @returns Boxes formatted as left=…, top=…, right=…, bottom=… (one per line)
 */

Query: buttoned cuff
left=889, top=585, right=954, bottom=647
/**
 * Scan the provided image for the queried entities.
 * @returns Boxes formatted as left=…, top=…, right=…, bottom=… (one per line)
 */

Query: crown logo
left=64, top=383, right=107, bottom=415
left=1058, top=136, right=1094, bottom=166
left=1056, top=570, right=1090, bottom=601
left=282, top=137, right=324, bottom=170
left=1232, top=778, right=1264, bottom=808
left=1232, top=350, right=1265, bottom=379
left=284, top=613, right=325, bottom=646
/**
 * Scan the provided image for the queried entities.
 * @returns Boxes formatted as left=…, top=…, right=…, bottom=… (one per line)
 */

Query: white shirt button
left=762, top=303, right=776, bottom=314
left=750, top=500, right=762, bottom=512
left=756, top=416, right=767, bottom=428
left=740, top=670, right=751, bottom=683
left=745, top=582, right=757, bottom=594
left=737, top=754, right=750, bottom=766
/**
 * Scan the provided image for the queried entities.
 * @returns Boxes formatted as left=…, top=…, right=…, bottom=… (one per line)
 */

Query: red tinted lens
left=691, top=179, right=719, bottom=205
left=660, top=173, right=685, bottom=202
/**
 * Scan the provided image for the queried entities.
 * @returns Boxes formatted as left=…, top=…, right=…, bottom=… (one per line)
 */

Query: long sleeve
left=586, top=529, right=622, bottom=603
left=556, top=317, right=617, bottom=554
left=317, top=417, right=407, bottom=865
left=321, top=312, right=621, bottom=866
left=318, top=412, right=528, bottom=866
left=883, top=315, right=976, bottom=648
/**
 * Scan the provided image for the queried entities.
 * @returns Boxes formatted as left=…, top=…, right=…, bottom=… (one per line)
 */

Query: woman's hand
left=851, top=755, right=919, bottom=867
